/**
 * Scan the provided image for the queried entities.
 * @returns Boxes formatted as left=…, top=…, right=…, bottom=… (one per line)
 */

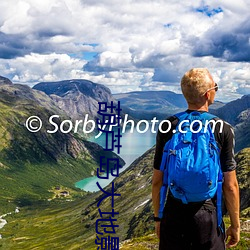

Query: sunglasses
left=203, top=83, right=218, bottom=95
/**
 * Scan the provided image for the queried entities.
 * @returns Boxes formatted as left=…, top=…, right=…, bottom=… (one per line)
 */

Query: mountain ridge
left=213, top=94, right=250, bottom=125
left=0, top=76, right=12, bottom=85
left=213, top=94, right=250, bottom=152
left=114, top=90, right=226, bottom=120
left=33, top=79, right=118, bottom=122
left=114, top=90, right=186, bottom=119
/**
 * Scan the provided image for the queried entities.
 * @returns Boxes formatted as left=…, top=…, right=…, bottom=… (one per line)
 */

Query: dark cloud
left=36, top=29, right=72, bottom=39
left=0, top=32, right=30, bottom=58
left=132, top=56, right=165, bottom=69
left=192, top=18, right=250, bottom=62
left=237, top=18, right=250, bottom=34
left=83, top=57, right=115, bottom=73
left=0, top=31, right=70, bottom=59
left=0, top=45, right=24, bottom=59
left=152, top=67, right=180, bottom=83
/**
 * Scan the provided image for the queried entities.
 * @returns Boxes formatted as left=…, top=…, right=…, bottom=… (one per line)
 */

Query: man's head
left=181, top=68, right=217, bottom=106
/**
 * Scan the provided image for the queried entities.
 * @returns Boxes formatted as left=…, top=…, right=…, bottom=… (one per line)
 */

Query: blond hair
left=181, top=68, right=214, bottom=104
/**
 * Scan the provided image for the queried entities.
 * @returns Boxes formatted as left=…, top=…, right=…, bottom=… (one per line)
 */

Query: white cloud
left=70, top=69, right=154, bottom=94
left=0, top=1, right=31, bottom=34
left=0, top=0, right=73, bottom=35
left=98, top=51, right=132, bottom=69
left=0, top=0, right=249, bottom=101
left=0, top=53, right=87, bottom=85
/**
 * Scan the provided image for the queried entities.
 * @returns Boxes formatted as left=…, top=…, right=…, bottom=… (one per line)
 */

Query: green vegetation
left=1, top=204, right=249, bottom=250
left=0, top=148, right=156, bottom=249
left=0, top=198, right=88, bottom=249
left=224, top=217, right=250, bottom=250
left=0, top=83, right=125, bottom=249
left=0, top=84, right=123, bottom=214
left=2, top=145, right=249, bottom=249
left=235, top=148, right=250, bottom=215
left=0, top=156, right=96, bottom=213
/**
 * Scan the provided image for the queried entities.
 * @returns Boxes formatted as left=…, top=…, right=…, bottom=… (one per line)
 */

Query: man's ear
left=204, top=92, right=209, bottom=100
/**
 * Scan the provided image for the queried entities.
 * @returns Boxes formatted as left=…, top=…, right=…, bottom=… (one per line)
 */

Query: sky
left=0, top=0, right=249, bottom=102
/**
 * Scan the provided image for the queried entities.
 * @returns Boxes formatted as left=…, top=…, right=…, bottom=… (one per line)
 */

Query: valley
left=0, top=76, right=249, bottom=249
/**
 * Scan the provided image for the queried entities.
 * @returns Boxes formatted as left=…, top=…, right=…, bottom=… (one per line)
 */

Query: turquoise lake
left=75, top=128, right=156, bottom=192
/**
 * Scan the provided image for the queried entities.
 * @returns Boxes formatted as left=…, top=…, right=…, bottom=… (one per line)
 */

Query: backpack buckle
left=169, top=149, right=176, bottom=155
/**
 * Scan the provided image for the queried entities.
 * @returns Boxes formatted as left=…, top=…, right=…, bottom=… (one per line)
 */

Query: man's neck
left=187, top=103, right=209, bottom=112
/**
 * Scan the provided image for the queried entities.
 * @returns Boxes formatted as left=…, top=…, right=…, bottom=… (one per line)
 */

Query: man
left=152, top=68, right=240, bottom=249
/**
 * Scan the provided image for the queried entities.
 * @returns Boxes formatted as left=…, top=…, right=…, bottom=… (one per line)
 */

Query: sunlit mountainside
left=0, top=76, right=249, bottom=249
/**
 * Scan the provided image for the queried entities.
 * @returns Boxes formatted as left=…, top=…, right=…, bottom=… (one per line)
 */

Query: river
left=75, top=128, right=156, bottom=192
left=0, top=208, right=19, bottom=239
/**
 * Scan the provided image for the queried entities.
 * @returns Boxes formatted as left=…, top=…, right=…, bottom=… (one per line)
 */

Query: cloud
left=84, top=50, right=132, bottom=73
left=152, top=64, right=181, bottom=84
left=193, top=18, right=250, bottom=62
left=0, top=32, right=30, bottom=59
left=0, top=0, right=73, bottom=35
left=0, top=0, right=249, bottom=101
left=0, top=53, right=87, bottom=85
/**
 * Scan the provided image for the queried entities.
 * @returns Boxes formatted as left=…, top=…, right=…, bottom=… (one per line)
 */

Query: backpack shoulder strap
left=201, top=112, right=223, bottom=230
left=173, top=111, right=189, bottom=121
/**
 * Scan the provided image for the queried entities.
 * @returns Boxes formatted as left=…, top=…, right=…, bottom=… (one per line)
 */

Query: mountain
left=0, top=80, right=124, bottom=212
left=209, top=100, right=225, bottom=110
left=0, top=146, right=155, bottom=249
left=234, top=108, right=250, bottom=152
left=213, top=94, right=250, bottom=126
left=235, top=148, right=250, bottom=215
left=1, top=146, right=249, bottom=249
left=33, top=79, right=119, bottom=122
left=114, top=90, right=225, bottom=120
left=114, top=91, right=186, bottom=119
left=212, top=95, right=250, bottom=152
left=0, top=75, right=12, bottom=85
left=32, top=81, right=226, bottom=122
left=32, top=79, right=250, bottom=151
left=78, top=146, right=250, bottom=248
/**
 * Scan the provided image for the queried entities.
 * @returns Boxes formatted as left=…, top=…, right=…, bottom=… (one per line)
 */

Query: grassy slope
left=0, top=199, right=88, bottom=250
left=0, top=144, right=249, bottom=249
left=0, top=83, right=125, bottom=215
left=0, top=84, right=126, bottom=249
left=0, top=100, right=97, bottom=213
left=0, top=148, right=155, bottom=249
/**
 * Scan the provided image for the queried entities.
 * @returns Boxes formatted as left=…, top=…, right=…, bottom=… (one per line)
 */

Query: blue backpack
left=158, top=111, right=223, bottom=228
